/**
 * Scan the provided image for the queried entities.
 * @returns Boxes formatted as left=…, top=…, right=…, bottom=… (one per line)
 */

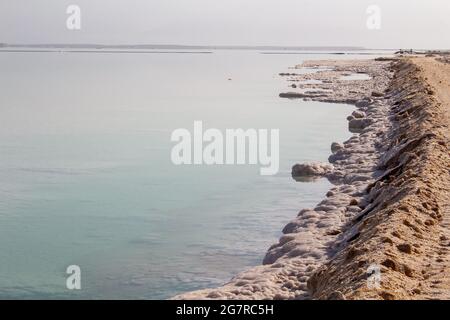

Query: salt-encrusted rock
left=279, top=92, right=327, bottom=99
left=329, top=291, right=346, bottom=300
left=292, top=162, right=333, bottom=177
left=282, top=221, right=300, bottom=234
left=173, top=58, right=394, bottom=301
left=346, top=205, right=362, bottom=213
left=355, top=99, right=373, bottom=108
left=298, top=208, right=314, bottom=216
left=352, top=110, right=365, bottom=119
left=349, top=118, right=373, bottom=132
left=331, top=142, right=344, bottom=153
left=371, top=91, right=384, bottom=97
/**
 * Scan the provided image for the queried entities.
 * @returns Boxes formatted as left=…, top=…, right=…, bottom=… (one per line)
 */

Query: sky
left=0, top=0, right=449, bottom=49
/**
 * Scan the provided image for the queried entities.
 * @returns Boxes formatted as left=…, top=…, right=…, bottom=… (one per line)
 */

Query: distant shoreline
left=0, top=43, right=369, bottom=51
left=0, top=49, right=213, bottom=54
left=0, top=47, right=394, bottom=55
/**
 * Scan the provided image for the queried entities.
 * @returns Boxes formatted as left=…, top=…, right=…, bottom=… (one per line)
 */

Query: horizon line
left=0, top=43, right=388, bottom=50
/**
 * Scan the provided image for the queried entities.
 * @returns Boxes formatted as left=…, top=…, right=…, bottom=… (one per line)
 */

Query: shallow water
left=0, top=50, right=378, bottom=299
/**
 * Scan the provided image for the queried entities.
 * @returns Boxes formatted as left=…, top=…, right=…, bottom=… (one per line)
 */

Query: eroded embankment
left=308, top=57, right=450, bottom=300
left=173, top=57, right=449, bottom=300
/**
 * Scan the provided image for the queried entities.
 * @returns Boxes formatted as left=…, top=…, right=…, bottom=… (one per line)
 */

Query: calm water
left=0, top=50, right=370, bottom=299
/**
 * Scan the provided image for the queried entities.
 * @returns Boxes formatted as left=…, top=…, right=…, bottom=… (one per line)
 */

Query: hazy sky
left=1, top=0, right=449, bottom=49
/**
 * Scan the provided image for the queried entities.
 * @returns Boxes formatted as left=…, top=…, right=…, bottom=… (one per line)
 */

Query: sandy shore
left=173, top=56, right=449, bottom=300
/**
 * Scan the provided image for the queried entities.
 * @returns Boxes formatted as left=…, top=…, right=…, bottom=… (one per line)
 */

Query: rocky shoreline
left=173, top=56, right=449, bottom=300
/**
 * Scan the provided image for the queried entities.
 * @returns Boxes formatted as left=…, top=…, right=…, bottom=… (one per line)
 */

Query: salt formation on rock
left=174, top=57, right=450, bottom=300
left=291, top=162, right=333, bottom=177
left=173, top=59, right=394, bottom=300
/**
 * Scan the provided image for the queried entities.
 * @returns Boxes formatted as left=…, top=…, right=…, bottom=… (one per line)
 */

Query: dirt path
left=307, top=57, right=450, bottom=300
left=412, top=57, right=450, bottom=299
left=413, top=57, right=450, bottom=130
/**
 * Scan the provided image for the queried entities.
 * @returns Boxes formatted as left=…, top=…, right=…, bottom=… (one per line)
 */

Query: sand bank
left=308, top=57, right=450, bottom=300
left=173, top=56, right=449, bottom=300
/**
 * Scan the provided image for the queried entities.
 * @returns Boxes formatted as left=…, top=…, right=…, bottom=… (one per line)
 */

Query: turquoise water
left=0, top=50, right=360, bottom=299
